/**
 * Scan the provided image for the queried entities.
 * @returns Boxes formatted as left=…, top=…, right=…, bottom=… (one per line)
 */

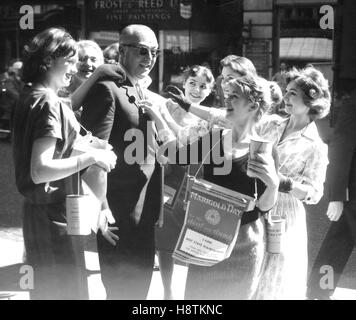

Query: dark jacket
left=327, top=90, right=356, bottom=202
left=80, top=78, right=161, bottom=227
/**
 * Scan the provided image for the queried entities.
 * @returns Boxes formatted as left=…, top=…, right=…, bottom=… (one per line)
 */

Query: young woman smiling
left=255, top=66, right=330, bottom=300
left=12, top=28, right=120, bottom=299
left=140, top=74, right=279, bottom=299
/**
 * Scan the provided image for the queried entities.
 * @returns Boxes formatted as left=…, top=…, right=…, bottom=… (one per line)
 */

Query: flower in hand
left=165, top=85, right=191, bottom=112
left=137, top=100, right=160, bottom=120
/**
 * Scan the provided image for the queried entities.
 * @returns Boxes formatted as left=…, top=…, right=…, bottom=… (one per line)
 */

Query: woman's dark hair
left=285, top=66, right=331, bottom=121
left=22, top=27, right=77, bottom=83
left=182, top=65, right=215, bottom=88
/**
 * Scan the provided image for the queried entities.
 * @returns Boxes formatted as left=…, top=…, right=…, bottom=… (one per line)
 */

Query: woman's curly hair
left=285, top=66, right=331, bottom=121
left=227, top=75, right=273, bottom=122
left=220, top=55, right=257, bottom=77
left=22, top=27, right=78, bottom=83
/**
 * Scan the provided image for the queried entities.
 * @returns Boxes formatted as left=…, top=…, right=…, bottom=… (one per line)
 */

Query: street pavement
left=1, top=117, right=356, bottom=300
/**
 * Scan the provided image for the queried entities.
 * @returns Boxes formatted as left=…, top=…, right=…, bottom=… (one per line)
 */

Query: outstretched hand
left=137, top=100, right=160, bottom=120
left=165, top=85, right=191, bottom=112
left=95, top=63, right=126, bottom=83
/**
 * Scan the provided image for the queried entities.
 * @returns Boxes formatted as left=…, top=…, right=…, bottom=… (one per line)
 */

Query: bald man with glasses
left=81, top=24, right=165, bottom=300
left=120, top=44, right=160, bottom=58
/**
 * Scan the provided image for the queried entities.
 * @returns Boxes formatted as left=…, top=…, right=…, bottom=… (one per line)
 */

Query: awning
left=280, top=37, right=333, bottom=61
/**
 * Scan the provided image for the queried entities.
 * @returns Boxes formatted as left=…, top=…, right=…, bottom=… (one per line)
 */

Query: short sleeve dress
left=12, top=84, right=87, bottom=300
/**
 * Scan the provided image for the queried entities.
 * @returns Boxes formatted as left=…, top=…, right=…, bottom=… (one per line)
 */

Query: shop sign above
left=87, top=0, right=191, bottom=30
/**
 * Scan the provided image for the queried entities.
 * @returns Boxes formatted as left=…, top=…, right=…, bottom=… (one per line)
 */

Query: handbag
left=172, top=133, right=257, bottom=266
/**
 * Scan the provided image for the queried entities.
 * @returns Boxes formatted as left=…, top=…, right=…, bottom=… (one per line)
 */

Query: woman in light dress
left=255, top=66, right=331, bottom=300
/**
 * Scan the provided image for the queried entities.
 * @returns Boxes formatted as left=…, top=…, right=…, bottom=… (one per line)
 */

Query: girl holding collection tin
left=12, top=28, right=122, bottom=299
left=140, top=74, right=279, bottom=300
left=255, top=66, right=330, bottom=299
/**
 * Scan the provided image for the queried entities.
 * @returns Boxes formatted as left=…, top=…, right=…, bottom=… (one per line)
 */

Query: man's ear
left=119, top=46, right=125, bottom=57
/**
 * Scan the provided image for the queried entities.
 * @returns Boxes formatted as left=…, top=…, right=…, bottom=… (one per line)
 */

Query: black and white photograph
left=0, top=0, right=355, bottom=309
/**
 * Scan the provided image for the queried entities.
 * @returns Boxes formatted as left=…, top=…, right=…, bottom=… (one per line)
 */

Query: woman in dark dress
left=12, top=28, right=119, bottom=299
left=140, top=74, right=279, bottom=299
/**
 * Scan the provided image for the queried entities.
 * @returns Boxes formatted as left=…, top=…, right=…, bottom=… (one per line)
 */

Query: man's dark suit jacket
left=306, top=92, right=356, bottom=300
left=80, top=78, right=161, bottom=234
left=327, top=91, right=356, bottom=202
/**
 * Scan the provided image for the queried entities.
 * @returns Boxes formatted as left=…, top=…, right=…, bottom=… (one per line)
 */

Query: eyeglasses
left=121, top=44, right=160, bottom=58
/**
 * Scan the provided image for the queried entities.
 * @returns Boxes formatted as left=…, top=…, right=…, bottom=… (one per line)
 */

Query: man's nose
left=145, top=51, right=154, bottom=61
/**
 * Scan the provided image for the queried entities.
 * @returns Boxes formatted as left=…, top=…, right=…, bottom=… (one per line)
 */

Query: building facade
left=0, top=0, right=245, bottom=93
left=84, top=0, right=244, bottom=92
left=0, top=0, right=81, bottom=71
